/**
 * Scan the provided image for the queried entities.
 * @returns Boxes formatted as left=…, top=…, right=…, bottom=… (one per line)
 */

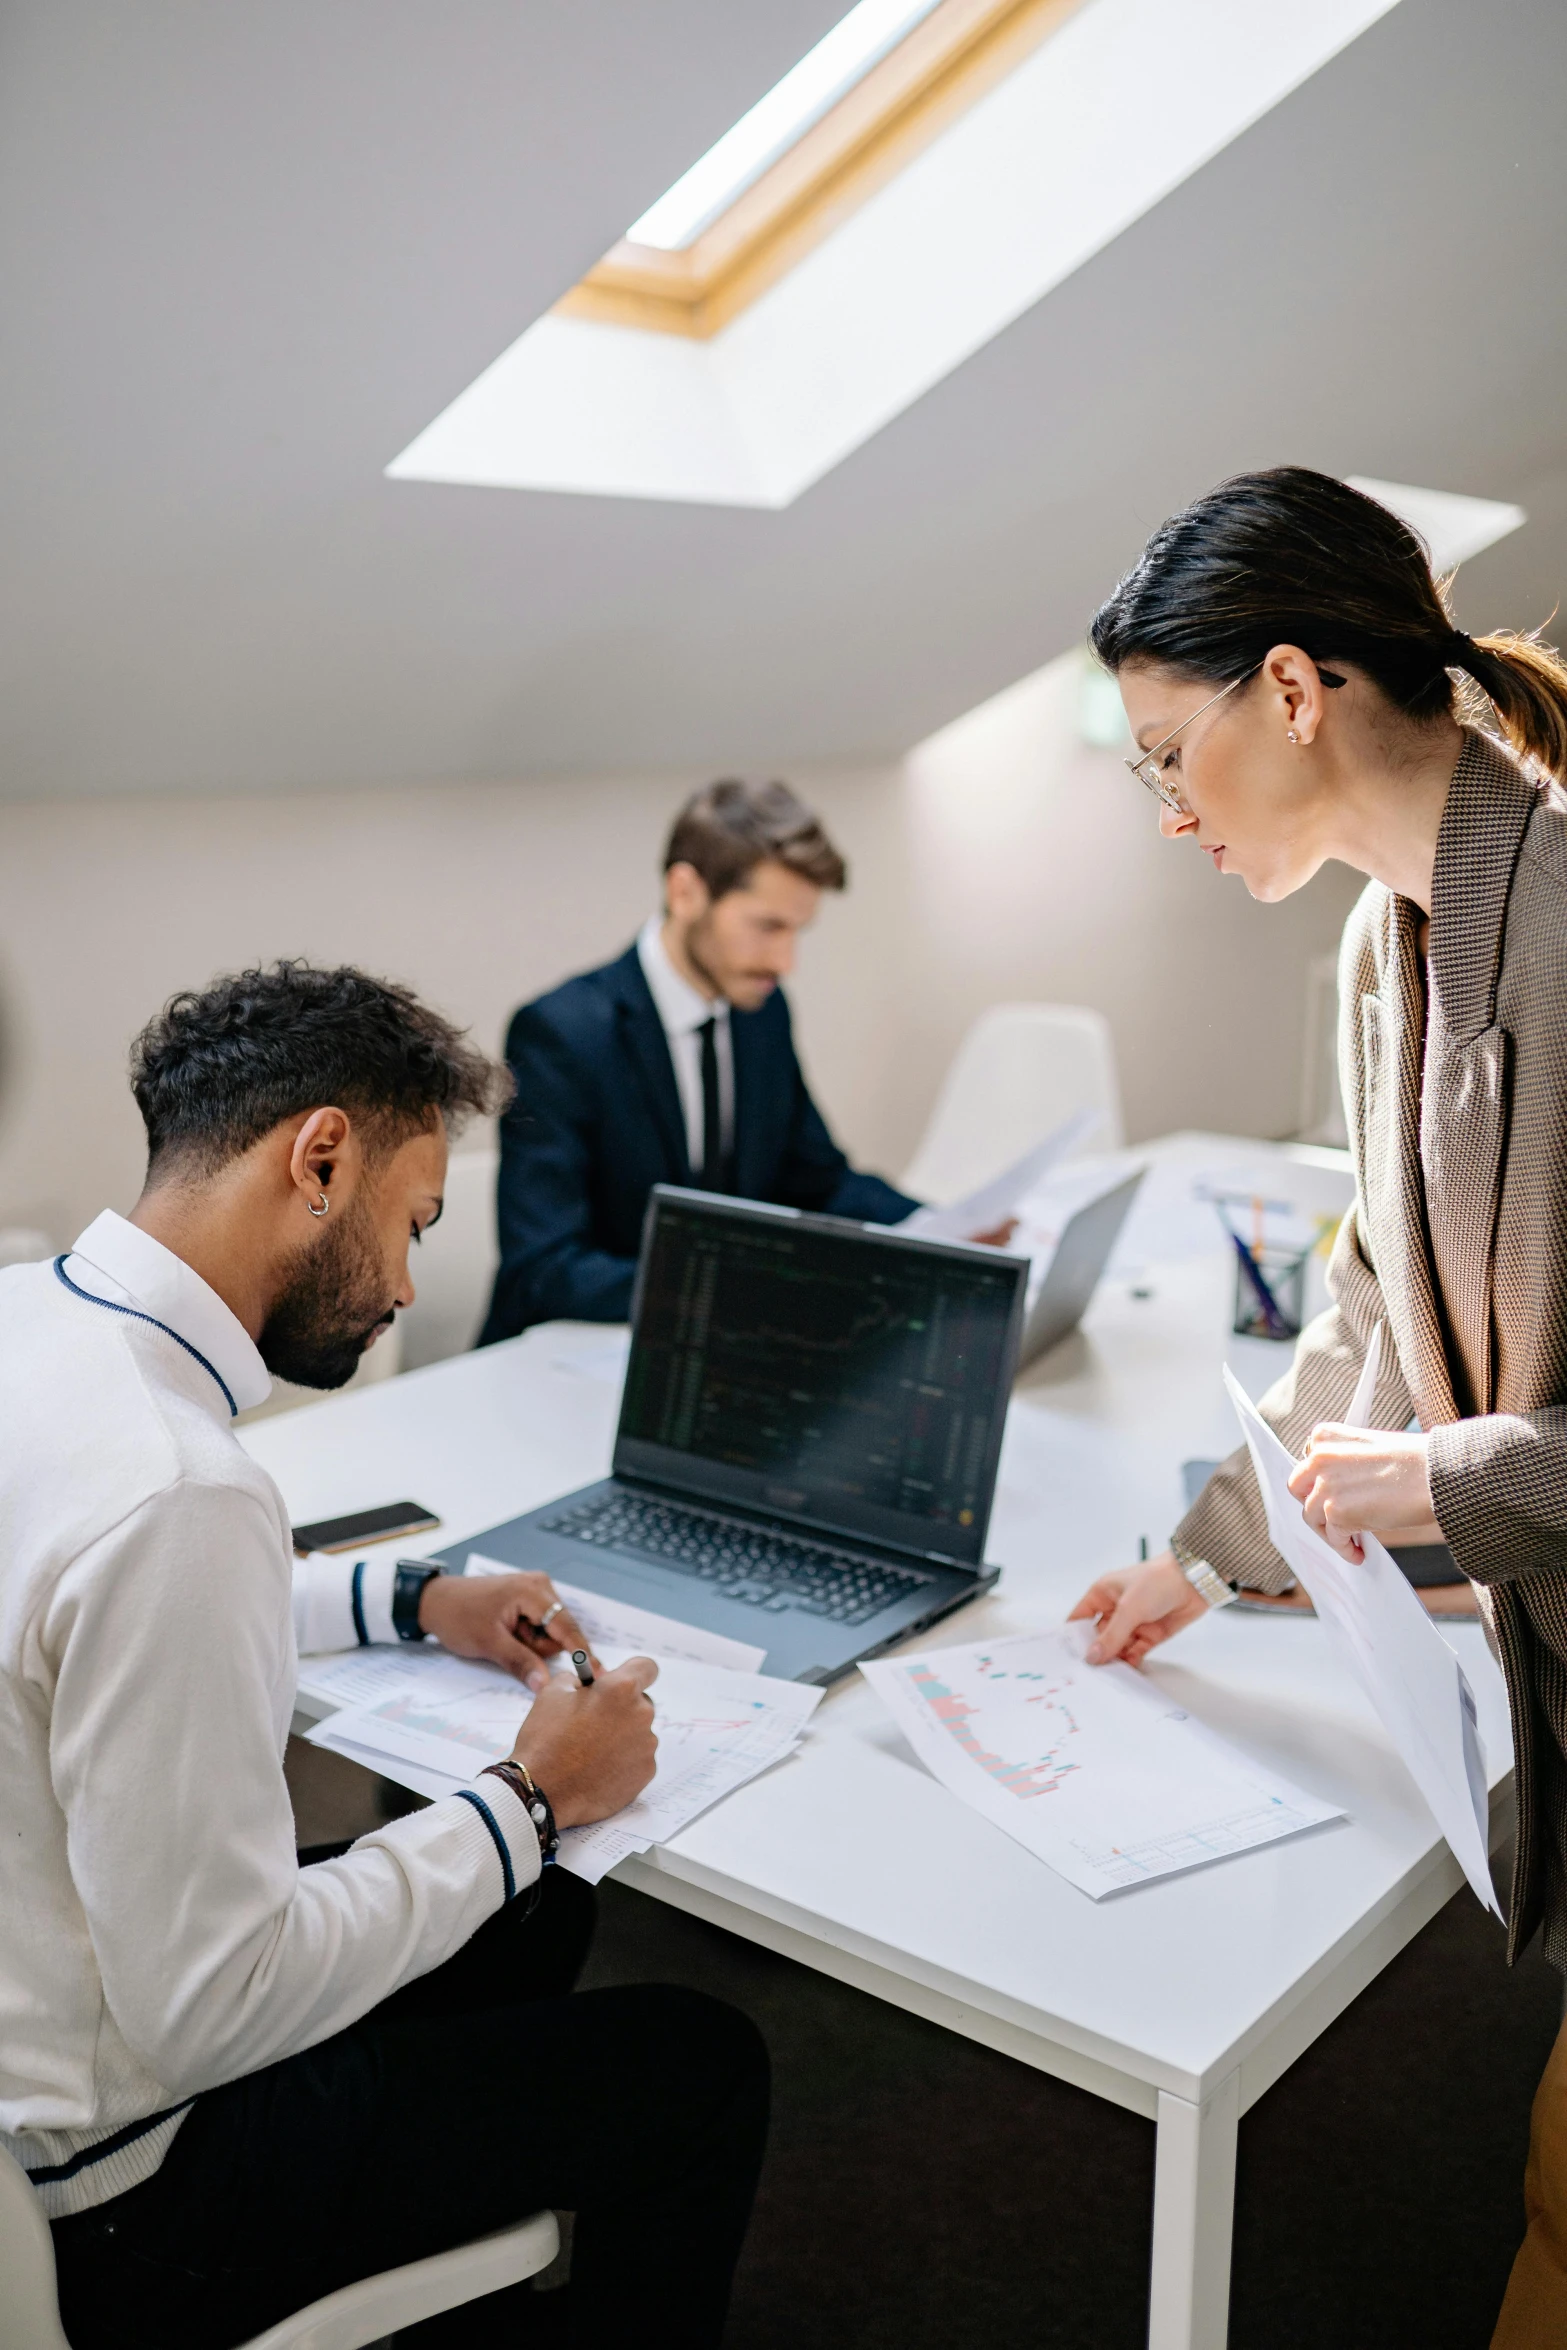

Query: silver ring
left=538, top=1600, right=564, bottom=1630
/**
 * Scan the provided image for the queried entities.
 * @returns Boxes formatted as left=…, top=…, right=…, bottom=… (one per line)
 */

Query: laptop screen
left=614, top=1192, right=1026, bottom=1565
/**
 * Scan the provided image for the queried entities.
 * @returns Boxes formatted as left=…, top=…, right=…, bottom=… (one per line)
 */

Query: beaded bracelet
left=481, top=1758, right=560, bottom=1860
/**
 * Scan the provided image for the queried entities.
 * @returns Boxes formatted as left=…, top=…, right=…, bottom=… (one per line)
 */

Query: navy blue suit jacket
left=479, top=943, right=919, bottom=1340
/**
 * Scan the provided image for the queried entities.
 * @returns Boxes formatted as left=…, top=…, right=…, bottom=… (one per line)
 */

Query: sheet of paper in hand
left=1222, top=1354, right=1497, bottom=1915
left=900, top=1108, right=1100, bottom=1244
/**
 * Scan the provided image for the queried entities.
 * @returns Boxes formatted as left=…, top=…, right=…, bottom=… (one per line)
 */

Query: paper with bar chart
left=306, top=1653, right=821, bottom=1883
left=861, top=1624, right=1341, bottom=1898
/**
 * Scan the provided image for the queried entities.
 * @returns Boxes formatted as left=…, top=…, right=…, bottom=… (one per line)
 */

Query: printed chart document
left=298, top=1641, right=481, bottom=1716
left=462, top=1559, right=765, bottom=1673
left=900, top=1109, right=1099, bottom=1245
left=862, top=1624, right=1340, bottom=1898
left=305, top=1653, right=820, bottom=1883
left=551, top=1660, right=821, bottom=1879
left=1223, top=1359, right=1498, bottom=1914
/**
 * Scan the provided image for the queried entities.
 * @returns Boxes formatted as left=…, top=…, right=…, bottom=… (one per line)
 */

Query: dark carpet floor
left=287, top=1739, right=1561, bottom=2349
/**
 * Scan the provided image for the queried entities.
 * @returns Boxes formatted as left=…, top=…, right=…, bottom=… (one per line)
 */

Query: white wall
left=0, top=653, right=1361, bottom=1248
left=896, top=655, right=1365, bottom=1158
left=0, top=766, right=909, bottom=1245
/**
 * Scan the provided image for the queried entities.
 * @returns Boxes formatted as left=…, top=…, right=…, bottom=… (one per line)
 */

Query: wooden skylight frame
left=555, top=0, right=1090, bottom=340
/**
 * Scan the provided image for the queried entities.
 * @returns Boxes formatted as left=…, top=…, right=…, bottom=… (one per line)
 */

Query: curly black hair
left=131, top=961, right=510, bottom=1176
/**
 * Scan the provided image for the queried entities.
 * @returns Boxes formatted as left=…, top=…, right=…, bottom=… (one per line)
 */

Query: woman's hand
left=1286, top=1425, right=1440, bottom=1564
left=1067, top=1550, right=1208, bottom=1666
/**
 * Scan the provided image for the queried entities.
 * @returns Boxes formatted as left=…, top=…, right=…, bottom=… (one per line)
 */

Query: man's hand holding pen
left=418, top=1569, right=658, bottom=1826
left=512, top=1653, right=660, bottom=1827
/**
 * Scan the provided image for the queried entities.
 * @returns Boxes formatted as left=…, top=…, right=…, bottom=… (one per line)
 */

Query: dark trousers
left=51, top=1871, right=769, bottom=2349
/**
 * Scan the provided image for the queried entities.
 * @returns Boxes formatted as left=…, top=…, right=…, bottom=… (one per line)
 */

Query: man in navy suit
left=480, top=779, right=919, bottom=1340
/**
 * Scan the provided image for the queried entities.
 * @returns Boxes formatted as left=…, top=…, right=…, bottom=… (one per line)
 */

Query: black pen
left=571, top=1649, right=595, bottom=1688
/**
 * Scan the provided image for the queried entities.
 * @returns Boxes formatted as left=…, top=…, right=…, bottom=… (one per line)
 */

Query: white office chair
left=0, top=2141, right=558, bottom=2350
left=901, top=1003, right=1125, bottom=1205
left=397, top=1145, right=501, bottom=1372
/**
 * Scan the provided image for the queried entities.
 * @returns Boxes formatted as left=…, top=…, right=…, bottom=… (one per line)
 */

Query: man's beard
left=259, top=1196, right=396, bottom=1390
left=684, top=914, right=726, bottom=999
left=685, top=913, right=771, bottom=1006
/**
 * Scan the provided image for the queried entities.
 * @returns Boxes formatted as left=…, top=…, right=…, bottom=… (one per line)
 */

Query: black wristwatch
left=392, top=1559, right=443, bottom=1642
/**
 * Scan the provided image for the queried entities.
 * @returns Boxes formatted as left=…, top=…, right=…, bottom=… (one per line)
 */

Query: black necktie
left=698, top=1017, right=725, bottom=1192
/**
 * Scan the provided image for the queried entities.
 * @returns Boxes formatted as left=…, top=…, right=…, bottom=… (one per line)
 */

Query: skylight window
left=627, top=0, right=947, bottom=251
left=1346, top=477, right=1526, bottom=573
left=389, top=0, right=1406, bottom=510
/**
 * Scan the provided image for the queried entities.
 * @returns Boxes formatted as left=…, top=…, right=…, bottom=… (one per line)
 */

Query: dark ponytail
left=1090, top=466, right=1567, bottom=781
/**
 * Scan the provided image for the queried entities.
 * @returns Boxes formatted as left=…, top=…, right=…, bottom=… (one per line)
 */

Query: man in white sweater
left=1, top=961, right=768, bottom=2349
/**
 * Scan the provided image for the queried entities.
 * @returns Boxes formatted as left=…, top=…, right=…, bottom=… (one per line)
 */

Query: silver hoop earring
left=307, top=1192, right=330, bottom=1218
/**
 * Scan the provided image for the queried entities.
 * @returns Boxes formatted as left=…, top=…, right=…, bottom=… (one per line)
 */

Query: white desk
left=245, top=1135, right=1513, bottom=2350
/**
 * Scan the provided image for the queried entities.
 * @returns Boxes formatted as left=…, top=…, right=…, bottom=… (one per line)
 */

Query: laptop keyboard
left=538, top=1491, right=933, bottom=1624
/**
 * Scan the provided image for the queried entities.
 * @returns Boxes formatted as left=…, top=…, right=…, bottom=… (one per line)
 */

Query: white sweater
left=0, top=1215, right=539, bottom=2218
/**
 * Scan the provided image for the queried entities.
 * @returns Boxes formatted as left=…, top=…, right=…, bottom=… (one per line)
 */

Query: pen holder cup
left=1231, top=1244, right=1309, bottom=1342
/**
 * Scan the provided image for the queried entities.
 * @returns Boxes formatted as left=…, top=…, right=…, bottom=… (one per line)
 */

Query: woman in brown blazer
left=1070, top=468, right=1567, bottom=2349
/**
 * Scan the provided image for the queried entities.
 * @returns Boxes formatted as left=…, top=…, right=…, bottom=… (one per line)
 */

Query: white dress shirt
left=637, top=915, right=735, bottom=1174
left=0, top=1214, right=538, bottom=2218
left=64, top=1214, right=405, bottom=1653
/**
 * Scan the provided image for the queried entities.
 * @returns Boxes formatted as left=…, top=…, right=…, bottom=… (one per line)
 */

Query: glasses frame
left=1124, top=666, right=1260, bottom=813
left=1123, top=660, right=1349, bottom=813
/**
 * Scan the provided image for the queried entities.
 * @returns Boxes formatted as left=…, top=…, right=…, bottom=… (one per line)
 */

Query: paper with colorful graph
left=304, top=1645, right=820, bottom=1884
left=861, top=1624, right=1340, bottom=1899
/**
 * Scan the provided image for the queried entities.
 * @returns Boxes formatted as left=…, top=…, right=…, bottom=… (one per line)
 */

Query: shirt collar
left=65, top=1211, right=273, bottom=1416
left=637, top=914, right=729, bottom=1039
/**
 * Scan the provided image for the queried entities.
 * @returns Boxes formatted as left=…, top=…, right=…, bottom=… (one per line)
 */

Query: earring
left=307, top=1192, right=330, bottom=1218
left=1287, top=729, right=1299, bottom=743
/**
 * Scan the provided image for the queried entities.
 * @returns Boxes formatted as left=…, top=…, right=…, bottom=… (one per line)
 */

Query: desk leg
left=1148, top=2069, right=1239, bottom=2350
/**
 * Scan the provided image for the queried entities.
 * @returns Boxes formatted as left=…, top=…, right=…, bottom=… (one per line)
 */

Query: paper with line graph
left=307, top=1654, right=822, bottom=1883
left=861, top=1625, right=1341, bottom=1898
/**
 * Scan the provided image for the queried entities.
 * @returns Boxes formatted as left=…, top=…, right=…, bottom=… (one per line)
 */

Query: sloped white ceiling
left=1, top=0, right=1563, bottom=797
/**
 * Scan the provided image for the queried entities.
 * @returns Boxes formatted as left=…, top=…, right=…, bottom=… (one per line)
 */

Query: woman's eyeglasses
left=1124, top=663, right=1345, bottom=813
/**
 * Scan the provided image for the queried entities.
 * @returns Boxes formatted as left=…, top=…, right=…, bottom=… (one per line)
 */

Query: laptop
left=445, top=1186, right=1028, bottom=1684
left=1014, top=1167, right=1147, bottom=1371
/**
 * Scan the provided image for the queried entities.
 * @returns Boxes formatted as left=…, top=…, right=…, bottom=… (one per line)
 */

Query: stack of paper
left=1222, top=1335, right=1498, bottom=1914
left=862, top=1622, right=1341, bottom=1898
left=300, top=1578, right=821, bottom=1882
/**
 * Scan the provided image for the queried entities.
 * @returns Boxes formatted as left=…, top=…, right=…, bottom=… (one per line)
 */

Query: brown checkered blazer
left=1176, top=727, right=1567, bottom=1965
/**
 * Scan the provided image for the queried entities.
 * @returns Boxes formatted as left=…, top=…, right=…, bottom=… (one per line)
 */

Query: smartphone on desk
left=292, top=1500, right=442, bottom=1556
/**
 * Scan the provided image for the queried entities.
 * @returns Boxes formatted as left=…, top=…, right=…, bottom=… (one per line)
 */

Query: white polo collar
left=64, top=1211, right=272, bottom=1416
left=637, top=915, right=729, bottom=1040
